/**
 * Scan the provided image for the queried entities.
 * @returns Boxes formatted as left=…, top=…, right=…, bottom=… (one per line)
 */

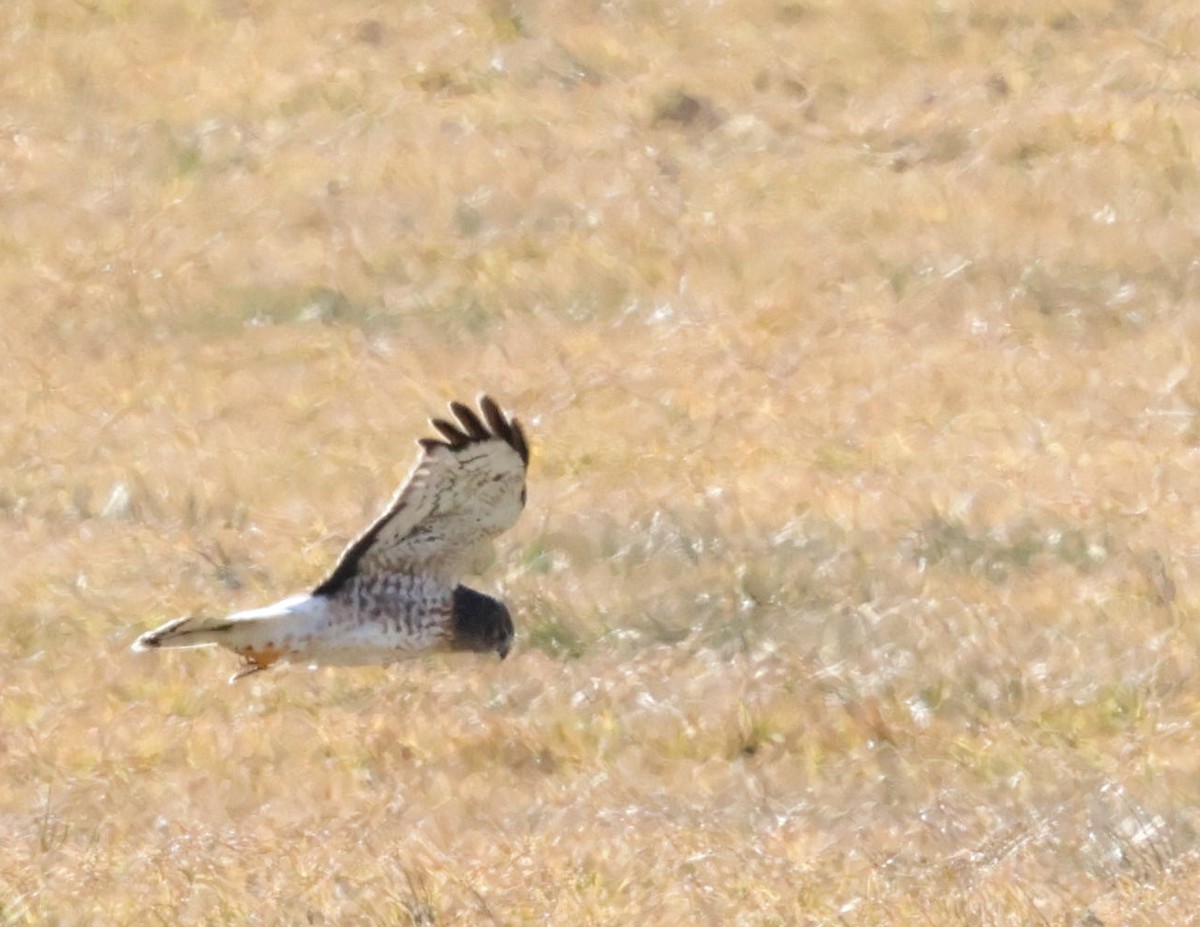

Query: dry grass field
left=4, top=0, right=1200, bottom=923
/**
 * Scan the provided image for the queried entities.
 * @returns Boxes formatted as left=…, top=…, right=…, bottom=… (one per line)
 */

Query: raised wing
left=313, top=395, right=529, bottom=596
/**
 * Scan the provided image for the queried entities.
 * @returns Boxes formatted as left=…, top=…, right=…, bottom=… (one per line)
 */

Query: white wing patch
left=360, top=439, right=525, bottom=579
left=313, top=395, right=529, bottom=594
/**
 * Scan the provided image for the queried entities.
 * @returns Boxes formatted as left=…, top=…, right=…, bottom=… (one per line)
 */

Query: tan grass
left=4, top=0, right=1200, bottom=923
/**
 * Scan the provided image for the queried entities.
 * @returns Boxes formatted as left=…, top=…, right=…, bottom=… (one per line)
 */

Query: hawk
left=133, top=395, right=529, bottom=682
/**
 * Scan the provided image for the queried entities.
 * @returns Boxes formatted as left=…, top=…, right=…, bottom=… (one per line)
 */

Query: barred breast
left=299, top=572, right=457, bottom=666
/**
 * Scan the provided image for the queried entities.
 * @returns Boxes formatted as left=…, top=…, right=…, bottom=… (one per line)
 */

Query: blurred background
left=4, top=0, right=1200, bottom=923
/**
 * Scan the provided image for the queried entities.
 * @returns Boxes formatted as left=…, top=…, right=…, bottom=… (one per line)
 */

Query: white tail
left=132, top=614, right=235, bottom=651
left=132, top=595, right=324, bottom=657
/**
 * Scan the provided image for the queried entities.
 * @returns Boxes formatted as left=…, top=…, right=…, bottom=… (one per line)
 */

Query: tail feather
left=132, top=615, right=234, bottom=651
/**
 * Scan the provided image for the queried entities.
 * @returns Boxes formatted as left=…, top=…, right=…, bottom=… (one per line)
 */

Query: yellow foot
left=229, top=649, right=282, bottom=683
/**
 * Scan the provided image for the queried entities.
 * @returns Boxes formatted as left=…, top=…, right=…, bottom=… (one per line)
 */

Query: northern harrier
left=133, top=395, right=529, bottom=682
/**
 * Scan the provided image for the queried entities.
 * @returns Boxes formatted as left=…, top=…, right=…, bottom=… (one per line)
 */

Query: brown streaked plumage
left=133, top=395, right=527, bottom=682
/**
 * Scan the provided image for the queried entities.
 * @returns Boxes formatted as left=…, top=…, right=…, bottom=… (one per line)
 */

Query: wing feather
left=480, top=395, right=528, bottom=462
left=431, top=417, right=471, bottom=445
left=313, top=395, right=529, bottom=596
left=449, top=401, right=491, bottom=440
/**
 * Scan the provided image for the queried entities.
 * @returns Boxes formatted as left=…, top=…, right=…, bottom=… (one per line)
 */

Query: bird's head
left=450, top=586, right=514, bottom=659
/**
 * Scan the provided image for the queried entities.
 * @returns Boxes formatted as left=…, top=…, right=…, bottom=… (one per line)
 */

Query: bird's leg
left=229, top=651, right=278, bottom=683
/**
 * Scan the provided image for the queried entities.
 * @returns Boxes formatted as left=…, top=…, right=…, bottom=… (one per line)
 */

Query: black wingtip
left=431, top=417, right=470, bottom=447
left=450, top=401, right=490, bottom=440
left=509, top=416, right=530, bottom=465
left=420, top=395, right=530, bottom=465
left=478, top=395, right=530, bottom=465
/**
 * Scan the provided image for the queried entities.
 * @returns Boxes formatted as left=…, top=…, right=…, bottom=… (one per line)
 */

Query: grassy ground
left=4, top=0, right=1200, bottom=923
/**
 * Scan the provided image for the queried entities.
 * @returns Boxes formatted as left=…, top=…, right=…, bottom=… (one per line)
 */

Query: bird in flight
left=133, top=395, right=529, bottom=682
